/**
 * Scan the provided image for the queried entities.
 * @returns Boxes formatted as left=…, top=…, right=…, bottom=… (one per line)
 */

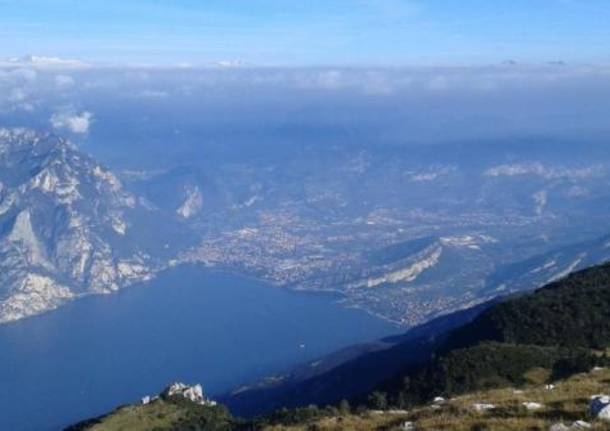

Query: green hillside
left=373, top=264, right=610, bottom=409
left=446, top=263, right=610, bottom=350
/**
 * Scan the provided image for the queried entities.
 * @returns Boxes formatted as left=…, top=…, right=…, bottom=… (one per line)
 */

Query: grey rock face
left=0, top=128, right=155, bottom=323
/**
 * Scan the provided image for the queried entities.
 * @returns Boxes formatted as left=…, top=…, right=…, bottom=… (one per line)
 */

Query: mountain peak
left=0, top=129, right=154, bottom=323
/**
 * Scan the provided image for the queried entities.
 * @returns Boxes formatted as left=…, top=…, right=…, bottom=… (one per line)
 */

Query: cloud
left=1, top=55, right=89, bottom=70
left=0, top=69, right=38, bottom=112
left=533, top=190, right=548, bottom=216
left=0, top=67, right=37, bottom=83
left=8, top=87, right=27, bottom=102
left=54, top=74, right=75, bottom=88
left=215, top=60, right=248, bottom=68
left=137, top=89, right=169, bottom=99
left=0, top=62, right=609, bottom=144
left=233, top=64, right=610, bottom=96
left=484, top=163, right=605, bottom=180
left=50, top=110, right=93, bottom=134
left=304, top=70, right=346, bottom=90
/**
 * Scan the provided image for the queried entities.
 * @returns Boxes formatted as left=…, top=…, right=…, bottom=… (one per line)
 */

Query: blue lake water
left=0, top=265, right=398, bottom=431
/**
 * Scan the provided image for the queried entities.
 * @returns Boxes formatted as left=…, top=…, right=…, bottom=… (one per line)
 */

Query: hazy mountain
left=151, top=140, right=610, bottom=326
left=2, top=128, right=610, bottom=330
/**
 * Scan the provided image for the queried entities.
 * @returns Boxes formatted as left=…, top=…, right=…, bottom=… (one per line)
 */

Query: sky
left=1, top=0, right=610, bottom=66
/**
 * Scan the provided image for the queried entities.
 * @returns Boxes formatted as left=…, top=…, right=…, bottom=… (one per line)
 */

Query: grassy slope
left=71, top=367, right=610, bottom=430
left=82, top=401, right=185, bottom=431
left=266, top=367, right=610, bottom=431
left=67, top=398, right=234, bottom=431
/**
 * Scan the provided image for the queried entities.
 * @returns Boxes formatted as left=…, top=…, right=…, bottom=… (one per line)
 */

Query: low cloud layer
left=0, top=62, right=610, bottom=144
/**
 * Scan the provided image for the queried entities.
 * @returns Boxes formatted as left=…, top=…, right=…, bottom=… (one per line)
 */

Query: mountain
left=66, top=262, right=610, bottom=430
left=0, top=128, right=176, bottom=323
left=361, top=262, right=610, bottom=408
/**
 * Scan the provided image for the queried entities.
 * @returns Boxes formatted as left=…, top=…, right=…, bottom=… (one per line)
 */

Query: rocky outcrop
left=162, top=382, right=217, bottom=406
left=176, top=184, right=203, bottom=219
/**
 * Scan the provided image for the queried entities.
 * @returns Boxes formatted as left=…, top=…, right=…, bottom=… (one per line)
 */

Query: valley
left=126, top=140, right=610, bottom=326
left=2, top=128, right=610, bottom=328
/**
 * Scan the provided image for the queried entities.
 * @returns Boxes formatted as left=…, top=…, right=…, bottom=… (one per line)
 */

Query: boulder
left=523, top=401, right=544, bottom=410
left=590, top=395, right=610, bottom=420
left=472, top=403, right=496, bottom=412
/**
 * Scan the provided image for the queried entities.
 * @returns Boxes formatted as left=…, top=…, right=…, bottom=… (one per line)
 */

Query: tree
left=368, top=391, right=388, bottom=410
left=338, top=399, right=351, bottom=415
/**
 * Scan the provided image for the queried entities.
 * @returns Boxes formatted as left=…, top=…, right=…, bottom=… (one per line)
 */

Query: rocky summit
left=0, top=128, right=156, bottom=323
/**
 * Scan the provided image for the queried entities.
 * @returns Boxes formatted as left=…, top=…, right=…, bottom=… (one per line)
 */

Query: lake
left=0, top=265, right=398, bottom=431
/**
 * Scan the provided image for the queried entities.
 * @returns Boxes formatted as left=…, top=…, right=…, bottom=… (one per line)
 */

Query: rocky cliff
left=0, top=128, right=158, bottom=323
